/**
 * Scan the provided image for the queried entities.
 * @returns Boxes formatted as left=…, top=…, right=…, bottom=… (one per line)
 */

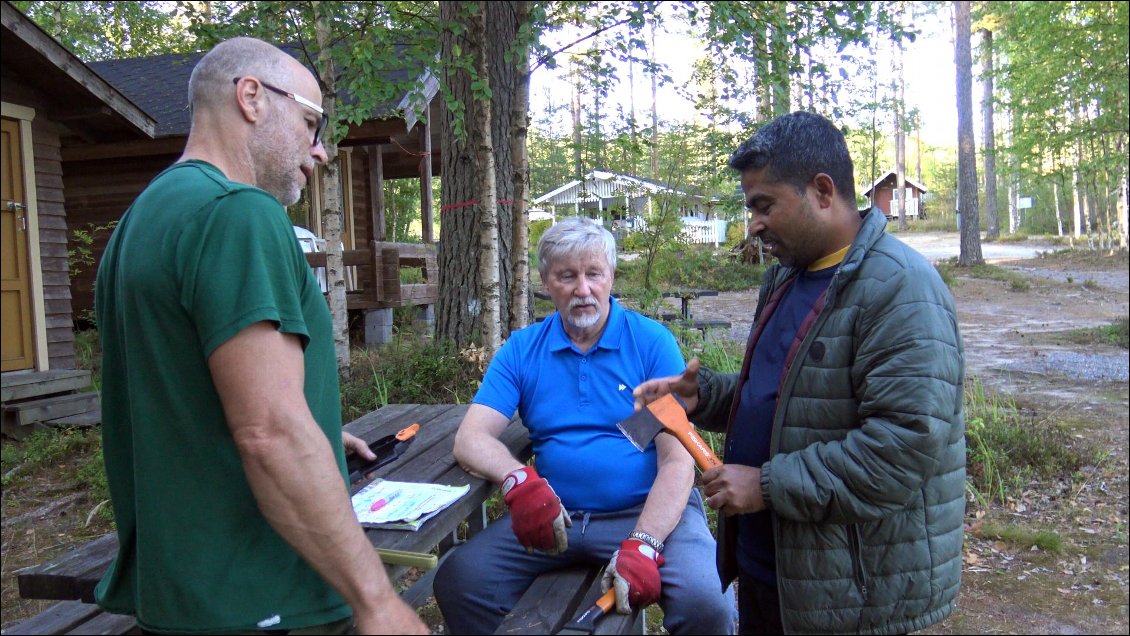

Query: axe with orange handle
left=615, top=393, right=721, bottom=471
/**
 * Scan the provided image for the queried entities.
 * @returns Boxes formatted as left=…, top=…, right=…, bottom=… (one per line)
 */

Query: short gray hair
left=187, top=37, right=292, bottom=111
left=537, top=217, right=617, bottom=279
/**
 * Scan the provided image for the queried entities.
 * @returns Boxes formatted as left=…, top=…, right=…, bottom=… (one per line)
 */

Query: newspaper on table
left=351, top=478, right=470, bottom=531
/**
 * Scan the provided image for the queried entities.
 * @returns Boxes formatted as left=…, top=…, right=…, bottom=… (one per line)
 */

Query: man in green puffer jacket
left=634, top=111, right=965, bottom=634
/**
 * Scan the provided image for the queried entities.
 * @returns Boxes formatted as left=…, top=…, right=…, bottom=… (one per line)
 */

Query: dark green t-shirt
left=94, top=160, right=351, bottom=633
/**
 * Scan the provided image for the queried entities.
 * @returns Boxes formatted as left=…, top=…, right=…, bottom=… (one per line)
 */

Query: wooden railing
left=304, top=241, right=437, bottom=311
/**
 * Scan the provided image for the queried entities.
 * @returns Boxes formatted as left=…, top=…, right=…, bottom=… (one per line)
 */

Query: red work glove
left=601, top=538, right=665, bottom=613
left=501, top=466, right=571, bottom=554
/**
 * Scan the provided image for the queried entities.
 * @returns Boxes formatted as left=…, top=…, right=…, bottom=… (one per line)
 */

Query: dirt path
left=690, top=246, right=1130, bottom=635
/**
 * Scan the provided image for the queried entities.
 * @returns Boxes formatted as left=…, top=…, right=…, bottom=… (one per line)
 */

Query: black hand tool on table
left=616, top=393, right=721, bottom=471
left=347, top=423, right=419, bottom=484
left=557, top=588, right=616, bottom=635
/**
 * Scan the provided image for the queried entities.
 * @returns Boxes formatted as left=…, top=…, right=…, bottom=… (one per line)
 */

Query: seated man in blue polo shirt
left=434, top=217, right=735, bottom=635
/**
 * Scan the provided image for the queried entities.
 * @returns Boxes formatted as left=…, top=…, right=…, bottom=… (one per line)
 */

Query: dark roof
left=88, top=51, right=200, bottom=137
left=88, top=43, right=434, bottom=139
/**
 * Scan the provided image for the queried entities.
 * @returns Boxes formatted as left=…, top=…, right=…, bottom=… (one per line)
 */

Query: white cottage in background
left=532, top=170, right=728, bottom=245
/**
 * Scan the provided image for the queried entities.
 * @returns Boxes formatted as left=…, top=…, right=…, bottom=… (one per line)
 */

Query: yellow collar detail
left=808, top=244, right=851, bottom=271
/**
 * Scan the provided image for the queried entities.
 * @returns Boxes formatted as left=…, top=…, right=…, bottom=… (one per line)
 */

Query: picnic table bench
left=6, top=404, right=641, bottom=635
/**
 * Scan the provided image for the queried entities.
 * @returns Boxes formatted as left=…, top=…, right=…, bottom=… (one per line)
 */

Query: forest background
left=10, top=0, right=1128, bottom=357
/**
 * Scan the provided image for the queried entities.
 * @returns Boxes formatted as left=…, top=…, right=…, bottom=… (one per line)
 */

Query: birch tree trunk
left=509, top=0, right=531, bottom=332
left=470, top=1, right=501, bottom=354
left=980, top=27, right=999, bottom=239
left=954, top=0, right=983, bottom=265
left=313, top=1, right=350, bottom=379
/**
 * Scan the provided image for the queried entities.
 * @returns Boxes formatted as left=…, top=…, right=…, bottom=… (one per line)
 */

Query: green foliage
left=74, top=329, right=102, bottom=391
left=964, top=376, right=1095, bottom=507
left=340, top=340, right=485, bottom=422
left=13, top=1, right=194, bottom=60
left=617, top=245, right=764, bottom=294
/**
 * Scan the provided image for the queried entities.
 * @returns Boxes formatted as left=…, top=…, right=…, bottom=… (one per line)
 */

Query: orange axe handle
left=648, top=394, right=722, bottom=471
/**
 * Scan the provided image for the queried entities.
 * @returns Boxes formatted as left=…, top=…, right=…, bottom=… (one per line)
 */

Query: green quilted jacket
left=694, top=209, right=965, bottom=634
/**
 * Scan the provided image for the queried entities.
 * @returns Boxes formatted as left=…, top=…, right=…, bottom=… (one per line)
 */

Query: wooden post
left=418, top=121, right=434, bottom=243
left=369, top=145, right=386, bottom=242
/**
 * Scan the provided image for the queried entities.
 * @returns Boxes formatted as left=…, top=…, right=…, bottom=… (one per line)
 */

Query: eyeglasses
left=233, top=77, right=328, bottom=147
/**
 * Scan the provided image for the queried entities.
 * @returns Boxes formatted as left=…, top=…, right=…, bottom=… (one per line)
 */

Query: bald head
left=188, top=37, right=300, bottom=112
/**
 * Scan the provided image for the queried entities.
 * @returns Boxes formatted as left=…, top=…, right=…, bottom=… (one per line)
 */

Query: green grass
left=975, top=520, right=1064, bottom=553
left=1052, top=318, right=1130, bottom=349
left=964, top=376, right=1096, bottom=507
left=0, top=427, right=108, bottom=517
left=935, top=259, right=1033, bottom=290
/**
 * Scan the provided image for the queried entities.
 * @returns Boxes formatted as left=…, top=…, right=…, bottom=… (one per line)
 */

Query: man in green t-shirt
left=94, top=37, right=427, bottom=635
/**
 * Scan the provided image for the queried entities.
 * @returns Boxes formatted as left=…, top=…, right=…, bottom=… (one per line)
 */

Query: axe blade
left=616, top=393, right=722, bottom=471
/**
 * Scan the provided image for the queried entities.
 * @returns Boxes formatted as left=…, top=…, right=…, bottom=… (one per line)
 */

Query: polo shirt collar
left=547, top=296, right=625, bottom=353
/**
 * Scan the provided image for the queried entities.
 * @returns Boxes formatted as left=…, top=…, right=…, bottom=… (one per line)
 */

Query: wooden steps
left=1, top=370, right=99, bottom=439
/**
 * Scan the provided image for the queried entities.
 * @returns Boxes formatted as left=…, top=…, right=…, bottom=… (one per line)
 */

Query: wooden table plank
left=16, top=404, right=529, bottom=606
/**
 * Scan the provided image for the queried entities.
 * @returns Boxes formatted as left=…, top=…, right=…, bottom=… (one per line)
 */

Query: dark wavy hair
left=728, top=111, right=857, bottom=205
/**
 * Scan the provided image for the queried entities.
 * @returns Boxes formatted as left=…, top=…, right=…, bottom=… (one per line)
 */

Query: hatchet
left=616, top=393, right=721, bottom=471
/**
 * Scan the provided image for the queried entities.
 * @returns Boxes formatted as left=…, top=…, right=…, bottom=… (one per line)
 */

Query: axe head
left=616, top=393, right=692, bottom=451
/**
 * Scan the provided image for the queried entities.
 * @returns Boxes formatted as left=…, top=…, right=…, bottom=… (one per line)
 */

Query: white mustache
left=568, top=298, right=598, bottom=310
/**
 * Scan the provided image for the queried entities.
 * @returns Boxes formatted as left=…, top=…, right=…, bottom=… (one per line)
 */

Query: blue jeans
left=434, top=489, right=736, bottom=635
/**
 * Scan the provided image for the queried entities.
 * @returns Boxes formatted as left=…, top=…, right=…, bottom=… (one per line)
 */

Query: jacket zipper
left=849, top=524, right=869, bottom=601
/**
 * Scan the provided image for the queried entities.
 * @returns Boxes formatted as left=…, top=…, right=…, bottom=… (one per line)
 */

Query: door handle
left=6, top=201, right=28, bottom=211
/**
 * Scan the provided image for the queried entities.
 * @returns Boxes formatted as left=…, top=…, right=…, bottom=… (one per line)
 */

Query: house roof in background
left=1, top=0, right=156, bottom=141
left=88, top=43, right=438, bottom=139
left=534, top=169, right=702, bottom=206
left=862, top=171, right=928, bottom=197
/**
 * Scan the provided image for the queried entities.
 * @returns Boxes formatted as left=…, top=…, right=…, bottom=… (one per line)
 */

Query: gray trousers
left=434, top=489, right=736, bottom=635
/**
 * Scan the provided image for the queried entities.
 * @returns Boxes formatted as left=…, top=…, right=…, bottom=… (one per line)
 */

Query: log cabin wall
left=63, top=152, right=180, bottom=322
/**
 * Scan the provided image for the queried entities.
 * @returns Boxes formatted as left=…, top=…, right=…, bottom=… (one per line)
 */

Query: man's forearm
left=235, top=416, right=398, bottom=613
left=454, top=429, right=524, bottom=483
left=634, top=442, right=695, bottom=542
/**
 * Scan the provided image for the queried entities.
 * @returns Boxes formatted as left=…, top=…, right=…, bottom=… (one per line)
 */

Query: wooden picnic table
left=661, top=289, right=719, bottom=320
left=15, top=404, right=532, bottom=605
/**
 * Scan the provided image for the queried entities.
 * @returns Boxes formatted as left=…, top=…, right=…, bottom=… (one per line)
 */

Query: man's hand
left=354, top=594, right=429, bottom=634
left=601, top=539, right=664, bottom=613
left=502, top=467, right=571, bottom=554
left=701, top=464, right=765, bottom=515
left=342, top=432, right=375, bottom=462
left=633, top=358, right=701, bottom=414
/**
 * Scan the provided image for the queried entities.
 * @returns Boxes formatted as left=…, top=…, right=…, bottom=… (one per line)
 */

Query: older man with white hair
left=433, top=217, right=736, bottom=634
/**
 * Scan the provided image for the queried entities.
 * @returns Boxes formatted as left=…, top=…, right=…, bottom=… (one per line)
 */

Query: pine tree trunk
left=954, top=0, right=983, bottom=265
left=571, top=62, right=583, bottom=180
left=437, top=1, right=516, bottom=349
left=649, top=20, right=659, bottom=180
left=313, top=1, right=350, bottom=379
left=980, top=28, right=999, bottom=239
left=895, top=28, right=907, bottom=231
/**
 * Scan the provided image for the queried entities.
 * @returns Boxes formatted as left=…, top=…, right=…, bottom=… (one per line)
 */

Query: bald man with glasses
left=94, top=37, right=427, bottom=635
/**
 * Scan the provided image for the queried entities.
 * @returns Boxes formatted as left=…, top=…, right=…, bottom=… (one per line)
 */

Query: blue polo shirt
left=474, top=297, right=685, bottom=512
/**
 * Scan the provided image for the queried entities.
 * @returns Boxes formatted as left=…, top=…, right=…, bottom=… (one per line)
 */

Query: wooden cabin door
left=1, top=116, right=35, bottom=371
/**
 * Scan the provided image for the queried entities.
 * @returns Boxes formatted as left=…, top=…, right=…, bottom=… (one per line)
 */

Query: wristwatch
left=628, top=530, right=664, bottom=554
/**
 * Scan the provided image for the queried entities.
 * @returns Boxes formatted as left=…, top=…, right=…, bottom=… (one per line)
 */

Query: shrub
left=341, top=339, right=485, bottom=422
